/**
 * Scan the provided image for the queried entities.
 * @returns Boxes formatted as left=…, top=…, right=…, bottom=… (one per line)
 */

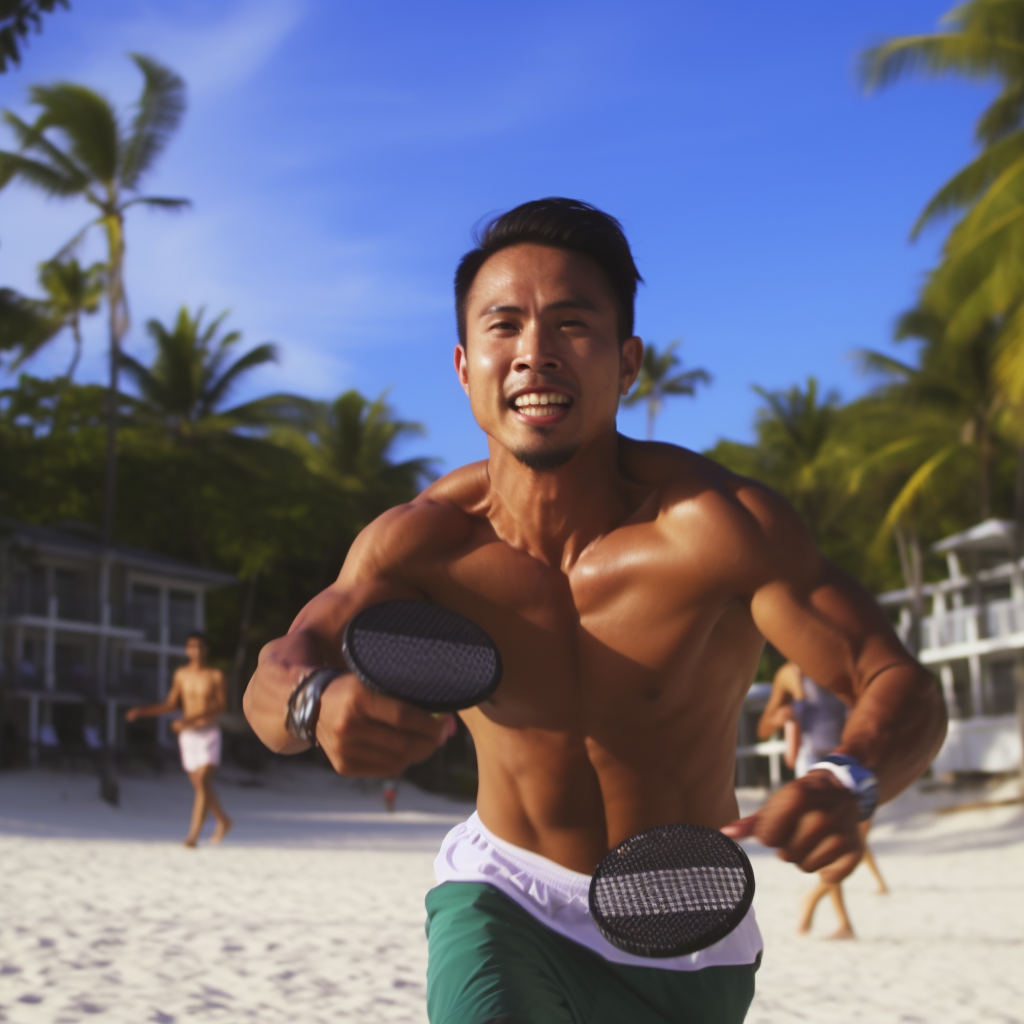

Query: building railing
left=919, top=599, right=1024, bottom=651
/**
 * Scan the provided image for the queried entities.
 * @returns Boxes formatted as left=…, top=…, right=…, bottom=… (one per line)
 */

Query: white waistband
left=433, top=812, right=763, bottom=971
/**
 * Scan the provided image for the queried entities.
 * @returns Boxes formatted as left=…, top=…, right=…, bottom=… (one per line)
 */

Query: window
left=986, top=661, right=1019, bottom=717
left=168, top=590, right=197, bottom=646
left=55, top=568, right=91, bottom=621
left=130, top=583, right=161, bottom=642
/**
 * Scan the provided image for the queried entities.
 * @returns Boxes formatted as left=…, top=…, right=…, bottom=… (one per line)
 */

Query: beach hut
left=877, top=519, right=1024, bottom=774
left=0, top=520, right=234, bottom=765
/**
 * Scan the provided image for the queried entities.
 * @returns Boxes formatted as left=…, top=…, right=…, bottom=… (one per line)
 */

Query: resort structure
left=878, top=518, right=1023, bottom=775
left=0, top=520, right=234, bottom=764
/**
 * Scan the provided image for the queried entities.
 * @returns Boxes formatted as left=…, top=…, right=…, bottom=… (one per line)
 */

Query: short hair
left=186, top=631, right=208, bottom=645
left=454, top=198, right=643, bottom=347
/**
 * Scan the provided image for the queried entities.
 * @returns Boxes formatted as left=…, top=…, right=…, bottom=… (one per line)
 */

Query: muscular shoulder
left=339, top=462, right=488, bottom=587
left=619, top=436, right=821, bottom=592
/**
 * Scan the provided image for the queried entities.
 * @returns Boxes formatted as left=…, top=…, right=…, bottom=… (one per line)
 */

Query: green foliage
left=862, top=0, right=1024, bottom=419
left=0, top=0, right=68, bottom=73
left=623, top=339, right=710, bottom=440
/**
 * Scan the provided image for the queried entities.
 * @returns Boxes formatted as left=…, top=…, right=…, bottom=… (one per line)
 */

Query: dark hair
left=454, top=197, right=643, bottom=346
left=186, top=631, right=208, bottom=645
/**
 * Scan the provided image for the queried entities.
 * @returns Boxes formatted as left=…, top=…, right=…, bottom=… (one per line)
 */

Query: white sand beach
left=1, top=763, right=1021, bottom=1023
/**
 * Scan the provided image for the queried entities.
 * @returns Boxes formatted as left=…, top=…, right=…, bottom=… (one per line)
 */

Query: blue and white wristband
left=808, top=754, right=879, bottom=821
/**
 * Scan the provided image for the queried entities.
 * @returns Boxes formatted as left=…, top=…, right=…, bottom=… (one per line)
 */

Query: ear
left=619, top=336, right=642, bottom=396
left=454, top=344, right=470, bottom=396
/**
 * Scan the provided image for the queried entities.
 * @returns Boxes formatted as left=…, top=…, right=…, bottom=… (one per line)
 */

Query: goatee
left=512, top=442, right=581, bottom=471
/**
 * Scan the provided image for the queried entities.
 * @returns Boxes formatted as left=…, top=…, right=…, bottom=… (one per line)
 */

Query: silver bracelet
left=284, top=667, right=343, bottom=746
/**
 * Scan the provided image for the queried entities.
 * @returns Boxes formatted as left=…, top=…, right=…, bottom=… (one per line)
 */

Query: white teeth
left=513, top=392, right=571, bottom=409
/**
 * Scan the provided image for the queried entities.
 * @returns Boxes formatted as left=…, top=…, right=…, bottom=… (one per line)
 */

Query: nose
left=512, top=321, right=562, bottom=374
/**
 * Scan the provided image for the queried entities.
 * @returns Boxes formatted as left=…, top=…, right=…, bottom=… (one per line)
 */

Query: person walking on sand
left=126, top=632, right=233, bottom=847
left=758, top=661, right=888, bottom=939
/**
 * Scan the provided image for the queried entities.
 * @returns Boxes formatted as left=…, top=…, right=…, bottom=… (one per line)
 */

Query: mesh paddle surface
left=342, top=601, right=502, bottom=712
left=589, top=824, right=754, bottom=958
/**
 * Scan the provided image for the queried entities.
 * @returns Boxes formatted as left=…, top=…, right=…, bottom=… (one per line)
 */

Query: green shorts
left=425, top=882, right=757, bottom=1024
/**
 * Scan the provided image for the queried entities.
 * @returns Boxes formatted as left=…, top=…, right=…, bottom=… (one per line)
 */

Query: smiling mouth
left=510, top=391, right=573, bottom=419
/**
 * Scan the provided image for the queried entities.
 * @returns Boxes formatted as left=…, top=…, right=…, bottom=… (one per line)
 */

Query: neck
left=484, top=431, right=633, bottom=570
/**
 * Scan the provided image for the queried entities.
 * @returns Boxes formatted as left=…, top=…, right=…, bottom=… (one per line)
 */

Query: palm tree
left=282, top=390, right=436, bottom=527
left=6, top=258, right=105, bottom=379
left=0, top=0, right=69, bottom=72
left=0, top=285, right=55, bottom=365
left=119, top=306, right=293, bottom=449
left=854, top=309, right=1006, bottom=528
left=861, top=2, right=1024, bottom=447
left=623, top=339, right=710, bottom=440
left=0, top=54, right=188, bottom=544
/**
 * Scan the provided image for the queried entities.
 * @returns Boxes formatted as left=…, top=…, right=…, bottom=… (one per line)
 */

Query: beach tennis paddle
left=341, top=600, right=503, bottom=713
left=589, top=823, right=755, bottom=958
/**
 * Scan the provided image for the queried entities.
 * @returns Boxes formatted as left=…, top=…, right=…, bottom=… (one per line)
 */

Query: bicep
left=751, top=558, right=909, bottom=704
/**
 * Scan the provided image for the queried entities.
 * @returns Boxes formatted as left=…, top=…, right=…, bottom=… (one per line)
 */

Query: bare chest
left=421, top=522, right=761, bottom=732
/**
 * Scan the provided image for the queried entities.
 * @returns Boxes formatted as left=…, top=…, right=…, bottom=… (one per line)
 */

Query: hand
left=170, top=719, right=186, bottom=734
left=125, top=708, right=139, bottom=723
left=722, top=771, right=864, bottom=883
left=315, top=673, right=455, bottom=776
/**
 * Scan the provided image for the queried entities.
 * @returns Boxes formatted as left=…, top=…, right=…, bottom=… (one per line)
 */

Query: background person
left=758, top=661, right=889, bottom=939
left=126, top=631, right=232, bottom=847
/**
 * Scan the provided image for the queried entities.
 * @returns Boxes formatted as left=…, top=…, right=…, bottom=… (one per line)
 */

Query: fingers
left=316, top=675, right=453, bottom=777
left=721, top=814, right=758, bottom=839
left=732, top=774, right=863, bottom=876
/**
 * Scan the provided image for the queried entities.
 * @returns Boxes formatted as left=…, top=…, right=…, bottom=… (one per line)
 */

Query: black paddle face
left=342, top=600, right=503, bottom=713
left=589, top=824, right=755, bottom=958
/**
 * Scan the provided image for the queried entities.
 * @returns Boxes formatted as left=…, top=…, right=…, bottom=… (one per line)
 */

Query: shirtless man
left=127, top=632, right=233, bottom=847
left=244, top=198, right=947, bottom=1023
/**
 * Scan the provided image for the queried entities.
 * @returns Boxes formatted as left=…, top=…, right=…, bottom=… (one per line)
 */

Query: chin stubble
left=511, top=442, right=582, bottom=471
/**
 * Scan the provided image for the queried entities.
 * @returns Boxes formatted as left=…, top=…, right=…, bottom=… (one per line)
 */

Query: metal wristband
left=285, top=667, right=343, bottom=746
left=808, top=754, right=879, bottom=821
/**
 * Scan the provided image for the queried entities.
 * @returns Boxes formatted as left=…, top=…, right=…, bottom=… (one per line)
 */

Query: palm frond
left=862, top=32, right=1024, bottom=93
left=912, top=129, right=1024, bottom=236
left=122, top=194, right=190, bottom=211
left=1, top=109, right=91, bottom=190
left=120, top=55, right=186, bottom=190
left=976, top=80, right=1024, bottom=142
left=203, top=342, right=278, bottom=411
left=0, top=149, right=84, bottom=195
left=874, top=443, right=961, bottom=544
left=29, top=83, right=120, bottom=185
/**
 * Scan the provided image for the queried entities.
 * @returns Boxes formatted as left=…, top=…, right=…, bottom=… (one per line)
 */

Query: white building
left=1, top=520, right=234, bottom=763
left=877, top=518, right=1023, bottom=774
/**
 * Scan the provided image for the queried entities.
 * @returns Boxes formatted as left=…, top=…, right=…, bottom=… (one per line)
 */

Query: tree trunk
left=978, top=422, right=992, bottom=521
left=65, top=314, right=82, bottom=381
left=228, top=573, right=259, bottom=712
left=894, top=524, right=923, bottom=655
left=100, top=221, right=127, bottom=549
left=1015, top=445, right=1024, bottom=540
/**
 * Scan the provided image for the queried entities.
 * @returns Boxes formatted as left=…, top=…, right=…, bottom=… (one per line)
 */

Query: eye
left=559, top=318, right=587, bottom=330
left=489, top=320, right=518, bottom=332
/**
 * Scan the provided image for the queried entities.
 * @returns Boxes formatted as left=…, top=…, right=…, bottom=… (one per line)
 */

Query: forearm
left=836, top=662, right=947, bottom=803
left=243, top=629, right=338, bottom=754
left=131, top=701, right=174, bottom=719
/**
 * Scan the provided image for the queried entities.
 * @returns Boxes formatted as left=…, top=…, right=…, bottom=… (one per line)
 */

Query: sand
left=1, top=762, right=1021, bottom=1023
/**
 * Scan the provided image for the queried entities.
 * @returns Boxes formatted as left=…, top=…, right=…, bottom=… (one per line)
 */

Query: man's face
left=185, top=638, right=206, bottom=662
left=455, top=244, right=641, bottom=470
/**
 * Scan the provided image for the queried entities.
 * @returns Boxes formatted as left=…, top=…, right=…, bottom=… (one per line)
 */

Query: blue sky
left=0, top=0, right=995, bottom=472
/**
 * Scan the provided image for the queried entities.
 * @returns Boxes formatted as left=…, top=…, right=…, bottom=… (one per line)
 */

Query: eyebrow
left=479, top=297, right=600, bottom=318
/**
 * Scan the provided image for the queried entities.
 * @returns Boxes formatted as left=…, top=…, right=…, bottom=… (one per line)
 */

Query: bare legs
left=184, top=765, right=233, bottom=847
left=798, top=822, right=886, bottom=938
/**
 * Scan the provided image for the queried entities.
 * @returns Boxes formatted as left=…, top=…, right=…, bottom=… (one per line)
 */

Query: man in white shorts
left=126, top=632, right=233, bottom=847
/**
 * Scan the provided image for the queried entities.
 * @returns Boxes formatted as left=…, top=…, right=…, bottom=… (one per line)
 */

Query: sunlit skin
left=244, top=243, right=946, bottom=879
left=127, top=637, right=233, bottom=846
